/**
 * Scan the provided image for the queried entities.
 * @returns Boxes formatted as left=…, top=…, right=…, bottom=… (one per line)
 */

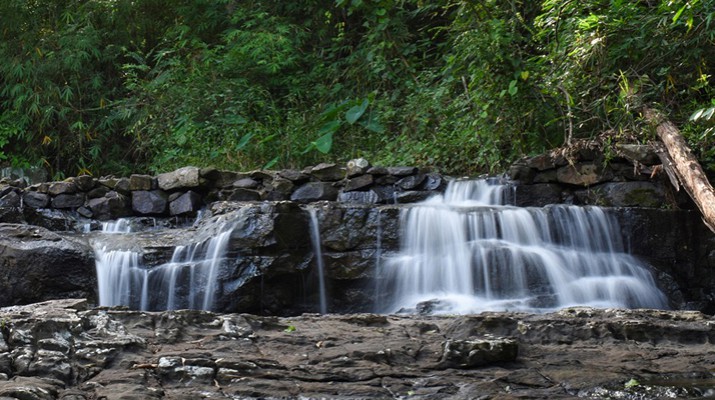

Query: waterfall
left=307, top=208, right=328, bottom=314
left=378, top=179, right=668, bottom=314
left=93, top=216, right=237, bottom=311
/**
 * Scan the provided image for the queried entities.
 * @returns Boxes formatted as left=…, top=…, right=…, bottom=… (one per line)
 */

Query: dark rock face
left=0, top=225, right=95, bottom=306
left=291, top=182, right=339, bottom=203
left=1, top=300, right=714, bottom=399
left=131, top=190, right=169, bottom=215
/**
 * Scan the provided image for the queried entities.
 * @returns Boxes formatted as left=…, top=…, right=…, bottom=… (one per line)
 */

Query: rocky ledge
left=0, top=299, right=714, bottom=399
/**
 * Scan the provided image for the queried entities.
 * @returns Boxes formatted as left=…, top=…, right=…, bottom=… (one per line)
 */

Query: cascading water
left=307, top=207, right=328, bottom=314
left=93, top=216, right=237, bottom=311
left=377, top=178, right=668, bottom=314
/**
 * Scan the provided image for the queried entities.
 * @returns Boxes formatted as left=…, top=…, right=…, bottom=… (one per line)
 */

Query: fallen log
left=644, top=108, right=715, bottom=233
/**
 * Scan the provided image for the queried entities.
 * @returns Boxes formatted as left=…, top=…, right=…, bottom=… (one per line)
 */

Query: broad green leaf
left=318, top=120, right=341, bottom=135
left=236, top=133, right=253, bottom=150
left=264, top=156, right=279, bottom=169
left=508, top=80, right=518, bottom=96
left=345, top=99, right=369, bottom=124
left=315, top=132, right=333, bottom=154
left=360, top=117, right=385, bottom=133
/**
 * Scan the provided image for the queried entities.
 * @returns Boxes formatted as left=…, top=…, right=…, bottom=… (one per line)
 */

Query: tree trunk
left=644, top=108, right=715, bottom=233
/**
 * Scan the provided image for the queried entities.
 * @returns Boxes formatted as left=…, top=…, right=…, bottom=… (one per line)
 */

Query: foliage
left=0, top=0, right=713, bottom=176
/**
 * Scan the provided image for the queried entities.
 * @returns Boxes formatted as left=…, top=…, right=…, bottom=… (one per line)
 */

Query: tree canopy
left=0, top=0, right=713, bottom=178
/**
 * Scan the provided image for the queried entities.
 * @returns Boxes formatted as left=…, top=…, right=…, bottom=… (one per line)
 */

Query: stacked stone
left=0, top=160, right=447, bottom=221
left=508, top=143, right=678, bottom=207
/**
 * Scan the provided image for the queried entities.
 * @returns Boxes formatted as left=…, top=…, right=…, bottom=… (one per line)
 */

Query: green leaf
left=345, top=98, right=369, bottom=124
left=359, top=114, right=385, bottom=133
left=672, top=3, right=687, bottom=24
left=284, top=325, right=296, bottom=333
left=236, top=133, right=253, bottom=150
left=318, top=120, right=341, bottom=135
left=508, top=80, right=518, bottom=96
left=315, top=132, right=333, bottom=154
left=264, top=156, right=279, bottom=169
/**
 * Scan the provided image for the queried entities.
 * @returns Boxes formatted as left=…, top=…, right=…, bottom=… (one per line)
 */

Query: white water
left=94, top=216, right=237, bottom=311
left=307, top=208, right=328, bottom=314
left=378, top=179, right=668, bottom=314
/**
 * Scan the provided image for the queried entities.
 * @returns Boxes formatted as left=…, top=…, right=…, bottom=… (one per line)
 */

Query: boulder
left=51, top=193, right=86, bottom=209
left=132, top=190, right=169, bottom=215
left=88, top=191, right=131, bottom=220
left=169, top=191, right=202, bottom=216
left=574, top=181, right=666, bottom=207
left=0, top=190, right=21, bottom=207
left=556, top=162, right=613, bottom=186
left=0, top=225, right=95, bottom=306
left=157, top=167, right=202, bottom=191
left=48, top=181, right=77, bottom=196
left=228, top=189, right=261, bottom=202
left=344, top=174, right=374, bottom=192
left=396, top=174, right=425, bottom=190
left=291, top=182, right=338, bottom=202
left=129, top=174, right=154, bottom=191
left=74, top=175, right=95, bottom=192
left=514, top=184, right=563, bottom=207
left=309, top=163, right=345, bottom=181
left=22, top=192, right=50, bottom=209
left=386, top=166, right=416, bottom=176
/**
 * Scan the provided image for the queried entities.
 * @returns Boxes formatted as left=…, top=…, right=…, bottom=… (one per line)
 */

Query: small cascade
left=93, top=216, right=237, bottom=311
left=378, top=179, right=668, bottom=314
left=307, top=207, right=328, bottom=314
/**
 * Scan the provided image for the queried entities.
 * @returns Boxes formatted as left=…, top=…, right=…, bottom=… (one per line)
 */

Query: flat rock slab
left=0, top=300, right=714, bottom=399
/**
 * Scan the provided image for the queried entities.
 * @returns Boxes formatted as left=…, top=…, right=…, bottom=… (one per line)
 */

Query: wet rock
left=440, top=337, right=518, bottom=368
left=169, top=191, right=202, bottom=216
left=574, top=181, right=666, bottom=207
left=291, top=182, right=338, bottom=202
left=86, top=185, right=110, bottom=199
left=128, top=174, right=154, bottom=191
left=157, top=166, right=202, bottom=191
left=422, top=173, right=444, bottom=191
left=514, top=184, right=563, bottom=207
left=396, top=190, right=434, bottom=203
left=132, top=190, right=169, bottom=215
left=51, top=193, right=85, bottom=209
left=228, top=188, right=261, bottom=201
left=396, top=174, right=425, bottom=190
left=310, top=163, right=345, bottom=181
left=0, top=226, right=95, bottom=306
left=113, top=177, right=131, bottom=195
left=338, top=191, right=379, bottom=204
left=509, top=161, right=536, bottom=183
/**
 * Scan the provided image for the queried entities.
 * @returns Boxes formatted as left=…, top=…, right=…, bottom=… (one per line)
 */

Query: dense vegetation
left=0, top=0, right=713, bottom=178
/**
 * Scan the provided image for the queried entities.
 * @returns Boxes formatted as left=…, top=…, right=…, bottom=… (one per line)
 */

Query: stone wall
left=0, top=160, right=445, bottom=221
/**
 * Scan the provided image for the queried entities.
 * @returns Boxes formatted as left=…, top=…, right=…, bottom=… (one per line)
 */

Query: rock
left=422, top=173, right=444, bottom=191
left=346, top=158, right=370, bottom=177
left=74, top=175, right=95, bottom=192
left=396, top=174, right=425, bottom=190
left=278, top=169, right=308, bottom=183
left=344, top=174, right=374, bottom=192
left=0, top=190, right=21, bottom=207
left=51, top=193, right=86, bottom=209
left=87, top=185, right=110, bottom=199
left=387, top=166, right=416, bottom=176
left=169, top=191, right=202, bottom=216
left=129, top=174, right=154, bottom=191
left=310, top=163, right=345, bottom=181
left=371, top=185, right=397, bottom=204
left=22, top=192, right=50, bottom=209
left=88, top=191, right=131, bottom=220
left=514, top=184, right=563, bottom=207
left=0, top=226, right=95, bottom=306
left=525, top=154, right=556, bottom=171
left=396, top=190, right=434, bottom=203
left=440, top=337, right=518, bottom=368
left=574, top=181, right=666, bottom=207
left=509, top=161, right=536, bottom=183
left=290, top=182, right=338, bottom=202
left=228, top=189, right=261, bottom=201
left=338, top=191, right=379, bottom=204
left=617, top=144, right=660, bottom=165
left=233, top=177, right=260, bottom=189
left=367, top=166, right=389, bottom=175
left=157, top=167, right=202, bottom=191
left=132, top=190, right=169, bottom=215
left=202, top=169, right=239, bottom=188
left=556, top=162, right=613, bottom=186
left=114, top=177, right=131, bottom=195
left=48, top=181, right=77, bottom=196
